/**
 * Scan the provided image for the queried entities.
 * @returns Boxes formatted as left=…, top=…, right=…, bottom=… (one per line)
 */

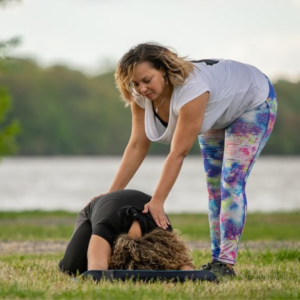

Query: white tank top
left=133, top=59, right=269, bottom=145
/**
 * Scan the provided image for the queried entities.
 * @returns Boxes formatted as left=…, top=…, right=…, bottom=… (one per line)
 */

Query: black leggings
left=58, top=220, right=92, bottom=276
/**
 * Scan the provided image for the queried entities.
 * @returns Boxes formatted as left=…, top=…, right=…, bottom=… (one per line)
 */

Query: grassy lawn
left=0, top=250, right=299, bottom=299
left=0, top=211, right=299, bottom=299
left=0, top=210, right=300, bottom=241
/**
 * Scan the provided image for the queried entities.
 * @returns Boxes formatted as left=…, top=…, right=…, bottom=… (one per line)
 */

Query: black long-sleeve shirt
left=83, top=189, right=172, bottom=248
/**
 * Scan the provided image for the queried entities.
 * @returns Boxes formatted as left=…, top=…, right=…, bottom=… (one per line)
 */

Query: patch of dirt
left=187, top=240, right=300, bottom=251
left=0, top=241, right=68, bottom=254
left=0, top=218, right=75, bottom=226
left=0, top=240, right=299, bottom=255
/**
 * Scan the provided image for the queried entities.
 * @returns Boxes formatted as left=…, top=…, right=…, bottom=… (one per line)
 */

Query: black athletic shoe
left=201, top=260, right=218, bottom=271
left=210, top=261, right=236, bottom=277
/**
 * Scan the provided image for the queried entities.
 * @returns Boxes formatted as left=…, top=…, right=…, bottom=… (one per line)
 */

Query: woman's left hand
left=142, top=198, right=170, bottom=229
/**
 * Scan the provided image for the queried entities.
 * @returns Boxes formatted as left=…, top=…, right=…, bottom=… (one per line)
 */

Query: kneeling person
left=59, top=189, right=194, bottom=275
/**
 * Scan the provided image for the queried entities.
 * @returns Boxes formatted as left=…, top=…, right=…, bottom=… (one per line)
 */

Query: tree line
left=0, top=0, right=21, bottom=159
left=0, top=57, right=299, bottom=156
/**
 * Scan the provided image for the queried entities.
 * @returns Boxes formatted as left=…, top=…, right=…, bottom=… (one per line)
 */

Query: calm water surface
left=0, top=156, right=299, bottom=213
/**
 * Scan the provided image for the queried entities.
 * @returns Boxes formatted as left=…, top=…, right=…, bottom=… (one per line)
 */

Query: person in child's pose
left=59, top=189, right=194, bottom=275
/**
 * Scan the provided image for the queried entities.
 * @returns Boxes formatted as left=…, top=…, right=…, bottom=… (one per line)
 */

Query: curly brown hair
left=109, top=229, right=195, bottom=270
left=115, top=42, right=194, bottom=105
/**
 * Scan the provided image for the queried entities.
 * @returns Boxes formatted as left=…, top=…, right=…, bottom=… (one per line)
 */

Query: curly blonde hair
left=114, top=42, right=194, bottom=105
left=109, top=229, right=195, bottom=270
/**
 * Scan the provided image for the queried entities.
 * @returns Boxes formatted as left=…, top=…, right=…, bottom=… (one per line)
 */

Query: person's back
left=59, top=189, right=177, bottom=275
left=175, top=59, right=270, bottom=132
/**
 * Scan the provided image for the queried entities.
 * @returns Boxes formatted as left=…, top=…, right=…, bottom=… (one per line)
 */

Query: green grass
left=0, top=210, right=76, bottom=241
left=0, top=249, right=299, bottom=299
left=1, top=211, right=300, bottom=299
left=1, top=210, right=300, bottom=241
left=170, top=212, right=300, bottom=240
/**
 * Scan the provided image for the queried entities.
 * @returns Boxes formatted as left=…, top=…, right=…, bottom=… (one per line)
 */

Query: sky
left=1, top=0, right=300, bottom=81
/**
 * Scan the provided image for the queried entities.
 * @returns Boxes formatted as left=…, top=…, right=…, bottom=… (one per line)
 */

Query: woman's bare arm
left=143, top=92, right=209, bottom=228
left=87, top=220, right=142, bottom=270
left=87, top=235, right=112, bottom=270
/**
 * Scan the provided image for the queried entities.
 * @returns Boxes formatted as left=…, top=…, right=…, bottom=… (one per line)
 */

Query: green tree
left=1, top=57, right=300, bottom=156
left=0, top=0, right=21, bottom=157
left=0, top=87, right=20, bottom=154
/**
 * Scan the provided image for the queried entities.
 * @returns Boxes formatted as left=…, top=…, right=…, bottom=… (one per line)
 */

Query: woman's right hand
left=90, top=193, right=105, bottom=201
left=86, top=193, right=106, bottom=206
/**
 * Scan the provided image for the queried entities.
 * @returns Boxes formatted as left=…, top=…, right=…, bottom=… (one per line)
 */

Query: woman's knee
left=58, top=259, right=85, bottom=276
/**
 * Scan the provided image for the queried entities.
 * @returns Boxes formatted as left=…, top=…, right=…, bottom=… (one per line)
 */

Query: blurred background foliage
left=0, top=57, right=299, bottom=156
left=0, top=0, right=299, bottom=157
left=0, top=0, right=21, bottom=158
left=0, top=36, right=21, bottom=157
left=0, top=59, right=300, bottom=155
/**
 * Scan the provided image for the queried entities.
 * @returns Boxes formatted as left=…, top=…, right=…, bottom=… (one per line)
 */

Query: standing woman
left=96, top=43, right=277, bottom=276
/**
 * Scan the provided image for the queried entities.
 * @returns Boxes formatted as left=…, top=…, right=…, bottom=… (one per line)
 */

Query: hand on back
left=142, top=198, right=170, bottom=230
left=86, top=193, right=107, bottom=206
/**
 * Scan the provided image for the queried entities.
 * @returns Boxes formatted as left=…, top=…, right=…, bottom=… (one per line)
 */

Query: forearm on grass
left=87, top=235, right=112, bottom=270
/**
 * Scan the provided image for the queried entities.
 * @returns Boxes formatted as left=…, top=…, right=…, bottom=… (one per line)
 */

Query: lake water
left=0, top=156, right=299, bottom=213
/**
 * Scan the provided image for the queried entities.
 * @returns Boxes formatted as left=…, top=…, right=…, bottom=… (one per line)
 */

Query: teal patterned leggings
left=198, top=79, right=277, bottom=265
